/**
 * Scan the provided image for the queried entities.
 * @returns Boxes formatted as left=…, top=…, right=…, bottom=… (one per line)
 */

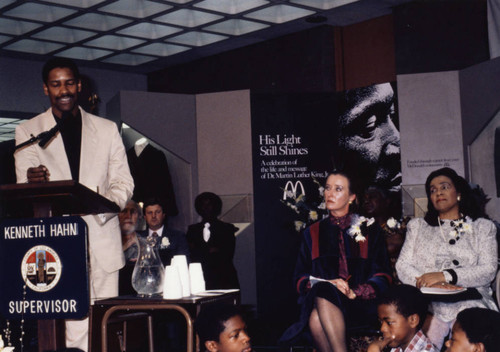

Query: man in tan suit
left=14, top=58, right=134, bottom=351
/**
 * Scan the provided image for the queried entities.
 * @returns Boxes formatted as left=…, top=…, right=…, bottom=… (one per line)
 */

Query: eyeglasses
left=120, top=208, right=138, bottom=215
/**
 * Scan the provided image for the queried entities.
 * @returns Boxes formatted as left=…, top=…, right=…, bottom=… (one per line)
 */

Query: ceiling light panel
left=244, top=4, right=315, bottom=24
left=161, top=0, right=192, bottom=3
left=117, top=22, right=182, bottom=39
left=32, top=27, right=96, bottom=43
left=0, top=0, right=16, bottom=10
left=99, top=0, right=172, bottom=18
left=154, top=9, right=223, bottom=28
left=0, top=34, right=11, bottom=44
left=204, top=19, right=268, bottom=35
left=132, top=42, right=189, bottom=56
left=102, top=53, right=157, bottom=66
left=166, top=31, right=227, bottom=46
left=290, top=0, right=359, bottom=10
left=57, top=46, right=113, bottom=60
left=0, top=18, right=41, bottom=35
left=85, top=35, right=145, bottom=50
left=4, top=39, right=64, bottom=54
left=194, top=0, right=269, bottom=15
left=42, top=0, right=106, bottom=8
left=4, top=3, right=77, bottom=22
left=64, top=13, right=132, bottom=31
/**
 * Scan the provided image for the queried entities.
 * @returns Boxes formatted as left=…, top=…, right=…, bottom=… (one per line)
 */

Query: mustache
left=56, top=93, right=75, bottom=100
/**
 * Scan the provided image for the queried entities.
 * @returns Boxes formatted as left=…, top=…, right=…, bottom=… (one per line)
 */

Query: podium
left=0, top=180, right=120, bottom=352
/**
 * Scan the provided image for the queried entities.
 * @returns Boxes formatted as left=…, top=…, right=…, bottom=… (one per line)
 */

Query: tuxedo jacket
left=140, top=227, right=190, bottom=267
left=15, top=107, right=134, bottom=273
left=186, top=220, right=239, bottom=289
left=127, top=144, right=178, bottom=216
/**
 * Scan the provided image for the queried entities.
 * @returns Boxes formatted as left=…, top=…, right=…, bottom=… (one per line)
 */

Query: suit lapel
left=79, top=109, right=98, bottom=183
left=39, top=110, right=72, bottom=179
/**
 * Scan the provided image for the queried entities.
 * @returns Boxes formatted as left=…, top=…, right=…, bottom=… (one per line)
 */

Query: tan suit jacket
left=15, top=107, right=134, bottom=273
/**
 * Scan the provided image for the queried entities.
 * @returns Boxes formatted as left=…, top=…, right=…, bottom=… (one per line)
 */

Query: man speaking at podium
left=14, top=58, right=134, bottom=351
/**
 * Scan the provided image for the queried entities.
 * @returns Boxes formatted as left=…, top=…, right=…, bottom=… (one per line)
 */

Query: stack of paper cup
left=189, top=263, right=206, bottom=294
left=163, top=265, right=183, bottom=299
left=171, top=255, right=191, bottom=297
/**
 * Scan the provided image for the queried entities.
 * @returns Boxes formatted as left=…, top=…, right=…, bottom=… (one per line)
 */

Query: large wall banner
left=251, top=83, right=401, bottom=335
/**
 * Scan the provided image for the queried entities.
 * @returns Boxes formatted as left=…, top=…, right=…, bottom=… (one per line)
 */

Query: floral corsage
left=347, top=215, right=375, bottom=242
left=160, top=236, right=170, bottom=249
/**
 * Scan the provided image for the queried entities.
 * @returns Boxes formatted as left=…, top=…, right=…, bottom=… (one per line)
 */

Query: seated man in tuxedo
left=142, top=197, right=189, bottom=266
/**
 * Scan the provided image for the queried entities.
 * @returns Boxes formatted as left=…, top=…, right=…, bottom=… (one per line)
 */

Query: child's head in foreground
left=445, top=307, right=500, bottom=352
left=196, top=304, right=251, bottom=352
left=377, top=284, right=429, bottom=350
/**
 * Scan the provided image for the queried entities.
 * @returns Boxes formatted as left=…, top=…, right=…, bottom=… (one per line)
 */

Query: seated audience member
left=368, top=284, right=438, bottom=352
left=142, top=197, right=189, bottom=266
left=445, top=308, right=500, bottom=352
left=118, top=200, right=142, bottom=295
left=396, top=167, right=498, bottom=350
left=280, top=172, right=392, bottom=352
left=196, top=304, right=251, bottom=352
left=362, top=186, right=407, bottom=283
left=187, top=192, right=240, bottom=289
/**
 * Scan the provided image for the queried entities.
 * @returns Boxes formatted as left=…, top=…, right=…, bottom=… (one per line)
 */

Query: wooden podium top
left=0, top=180, right=120, bottom=216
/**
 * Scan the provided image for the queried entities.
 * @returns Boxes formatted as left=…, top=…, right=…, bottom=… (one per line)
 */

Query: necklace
left=437, top=215, right=471, bottom=245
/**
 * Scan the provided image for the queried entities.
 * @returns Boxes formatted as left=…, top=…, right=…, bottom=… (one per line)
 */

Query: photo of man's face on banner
left=250, top=82, right=401, bottom=333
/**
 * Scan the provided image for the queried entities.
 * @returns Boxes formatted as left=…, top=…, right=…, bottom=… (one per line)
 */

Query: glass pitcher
left=131, top=235, right=164, bottom=296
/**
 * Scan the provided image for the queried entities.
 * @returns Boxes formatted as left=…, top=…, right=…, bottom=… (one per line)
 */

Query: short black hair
left=42, top=58, right=80, bottom=84
left=142, top=197, right=166, bottom=215
left=195, top=304, right=243, bottom=347
left=456, top=308, right=500, bottom=351
left=378, top=284, right=428, bottom=330
left=424, top=167, right=482, bottom=226
left=194, top=192, right=223, bottom=216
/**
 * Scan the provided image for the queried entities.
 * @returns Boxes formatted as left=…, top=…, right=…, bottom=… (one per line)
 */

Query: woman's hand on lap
left=415, top=272, right=445, bottom=288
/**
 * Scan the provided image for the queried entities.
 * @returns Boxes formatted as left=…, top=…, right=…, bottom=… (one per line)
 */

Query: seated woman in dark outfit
left=281, top=171, right=392, bottom=352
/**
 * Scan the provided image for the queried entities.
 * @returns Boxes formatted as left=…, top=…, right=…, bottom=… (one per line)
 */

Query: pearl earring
left=457, top=195, right=461, bottom=202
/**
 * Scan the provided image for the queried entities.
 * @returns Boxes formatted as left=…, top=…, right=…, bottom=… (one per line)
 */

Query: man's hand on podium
left=27, top=165, right=51, bottom=183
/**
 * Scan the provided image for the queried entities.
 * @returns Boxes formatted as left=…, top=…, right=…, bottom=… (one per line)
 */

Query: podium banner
left=0, top=216, right=89, bottom=320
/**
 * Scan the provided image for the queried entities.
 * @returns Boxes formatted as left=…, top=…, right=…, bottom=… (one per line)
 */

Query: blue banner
left=0, top=216, right=88, bottom=320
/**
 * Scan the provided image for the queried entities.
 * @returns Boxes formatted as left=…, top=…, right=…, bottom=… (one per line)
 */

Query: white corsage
left=386, top=217, right=400, bottom=229
left=161, top=236, right=170, bottom=249
left=449, top=217, right=473, bottom=239
left=347, top=215, right=375, bottom=242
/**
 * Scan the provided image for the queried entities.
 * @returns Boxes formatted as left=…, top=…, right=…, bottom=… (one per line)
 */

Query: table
left=89, top=290, right=240, bottom=352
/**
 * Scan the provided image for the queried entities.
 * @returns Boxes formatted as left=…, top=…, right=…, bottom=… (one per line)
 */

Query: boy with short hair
left=195, top=304, right=252, bottom=352
left=368, top=284, right=438, bottom=352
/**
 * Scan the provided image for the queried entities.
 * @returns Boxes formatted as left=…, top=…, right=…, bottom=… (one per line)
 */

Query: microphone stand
left=14, top=112, right=71, bottom=151
left=14, top=127, right=59, bottom=151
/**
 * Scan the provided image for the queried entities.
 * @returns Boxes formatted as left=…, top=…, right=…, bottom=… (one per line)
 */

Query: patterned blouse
left=396, top=217, right=498, bottom=322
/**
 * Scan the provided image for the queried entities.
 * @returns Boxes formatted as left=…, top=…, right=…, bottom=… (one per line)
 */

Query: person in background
left=362, top=186, right=407, bottom=283
left=396, top=167, right=498, bottom=350
left=14, top=57, right=134, bottom=351
left=142, top=197, right=189, bottom=266
left=187, top=192, right=239, bottom=289
left=281, top=171, right=391, bottom=352
left=445, top=308, right=500, bottom=352
left=368, top=284, right=438, bottom=352
left=118, top=200, right=142, bottom=295
left=196, top=304, right=251, bottom=352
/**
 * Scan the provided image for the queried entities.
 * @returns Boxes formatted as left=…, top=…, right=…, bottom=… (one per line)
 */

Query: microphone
left=38, top=111, right=72, bottom=148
